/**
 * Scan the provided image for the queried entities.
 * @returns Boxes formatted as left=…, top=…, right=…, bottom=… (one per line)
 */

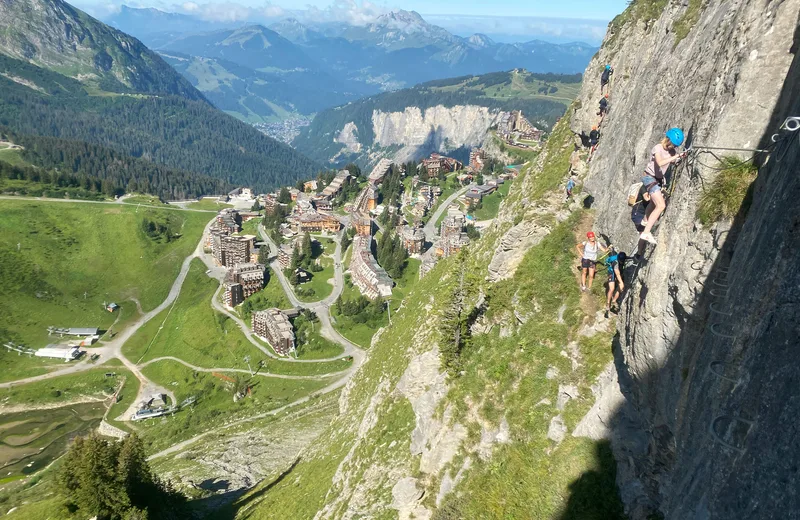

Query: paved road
left=0, top=195, right=217, bottom=213
left=423, top=184, right=474, bottom=242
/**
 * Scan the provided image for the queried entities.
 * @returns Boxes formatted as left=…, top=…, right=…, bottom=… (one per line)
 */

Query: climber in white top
left=639, top=128, right=687, bottom=245
left=576, top=231, right=608, bottom=292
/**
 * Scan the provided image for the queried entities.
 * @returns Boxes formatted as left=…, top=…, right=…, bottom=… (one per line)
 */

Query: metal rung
left=709, top=361, right=738, bottom=383
left=717, top=266, right=730, bottom=273
left=710, top=289, right=729, bottom=298
left=709, top=302, right=733, bottom=316
left=711, top=323, right=736, bottom=339
left=690, top=260, right=704, bottom=271
left=713, top=278, right=730, bottom=287
left=710, top=415, right=755, bottom=453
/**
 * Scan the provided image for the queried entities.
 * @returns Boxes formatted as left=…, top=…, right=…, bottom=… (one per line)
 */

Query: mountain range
left=0, top=0, right=320, bottom=196
left=105, top=7, right=598, bottom=124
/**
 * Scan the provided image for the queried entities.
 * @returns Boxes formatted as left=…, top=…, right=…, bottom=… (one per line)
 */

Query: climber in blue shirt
left=601, top=65, right=614, bottom=95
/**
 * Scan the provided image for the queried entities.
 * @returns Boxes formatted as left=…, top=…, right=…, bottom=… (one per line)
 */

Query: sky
left=73, top=0, right=629, bottom=44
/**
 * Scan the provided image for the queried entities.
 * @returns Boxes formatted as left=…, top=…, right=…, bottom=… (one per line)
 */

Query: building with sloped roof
left=349, top=235, right=393, bottom=299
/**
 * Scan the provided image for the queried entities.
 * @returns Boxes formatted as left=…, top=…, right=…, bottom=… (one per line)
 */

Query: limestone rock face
left=371, top=105, right=503, bottom=163
left=334, top=122, right=361, bottom=153
left=569, top=0, right=800, bottom=517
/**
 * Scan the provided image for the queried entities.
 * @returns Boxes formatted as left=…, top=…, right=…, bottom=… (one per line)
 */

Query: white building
left=35, top=346, right=81, bottom=361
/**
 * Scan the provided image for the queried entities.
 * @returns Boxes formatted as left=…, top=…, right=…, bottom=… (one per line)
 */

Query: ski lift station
left=35, top=346, right=82, bottom=361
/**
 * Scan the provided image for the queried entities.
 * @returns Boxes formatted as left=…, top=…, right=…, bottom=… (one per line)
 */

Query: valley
left=2, top=0, right=798, bottom=518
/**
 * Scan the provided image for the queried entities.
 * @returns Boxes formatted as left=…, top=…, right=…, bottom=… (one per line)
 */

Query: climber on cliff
left=576, top=231, right=607, bottom=292
left=629, top=183, right=650, bottom=263
left=565, top=175, right=576, bottom=201
left=588, top=126, right=600, bottom=160
left=639, top=128, right=688, bottom=245
left=598, top=94, right=609, bottom=119
left=605, top=248, right=625, bottom=316
left=601, top=64, right=614, bottom=95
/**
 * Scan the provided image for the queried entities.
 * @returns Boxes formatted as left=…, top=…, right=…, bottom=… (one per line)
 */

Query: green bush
left=696, top=157, right=758, bottom=225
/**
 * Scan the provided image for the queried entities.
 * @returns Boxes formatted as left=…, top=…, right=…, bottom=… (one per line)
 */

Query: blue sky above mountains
left=75, top=0, right=626, bottom=44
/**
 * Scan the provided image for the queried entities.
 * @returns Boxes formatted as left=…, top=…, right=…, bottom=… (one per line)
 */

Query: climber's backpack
left=627, top=182, right=643, bottom=206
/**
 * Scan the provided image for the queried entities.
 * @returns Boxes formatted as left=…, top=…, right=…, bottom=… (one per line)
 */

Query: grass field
left=293, top=239, right=336, bottom=303
left=121, top=194, right=167, bottom=206
left=470, top=181, right=513, bottom=221
left=0, top=147, right=27, bottom=166
left=186, top=198, right=233, bottom=211
left=138, top=360, right=332, bottom=453
left=122, top=259, right=269, bottom=369
left=331, top=258, right=420, bottom=348
left=123, top=259, right=350, bottom=377
left=0, top=200, right=209, bottom=381
left=1, top=364, right=130, bottom=409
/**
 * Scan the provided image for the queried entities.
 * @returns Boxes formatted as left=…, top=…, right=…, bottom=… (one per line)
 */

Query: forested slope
left=0, top=0, right=321, bottom=195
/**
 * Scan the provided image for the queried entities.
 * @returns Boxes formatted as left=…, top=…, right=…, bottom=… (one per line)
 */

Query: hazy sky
left=75, top=0, right=627, bottom=44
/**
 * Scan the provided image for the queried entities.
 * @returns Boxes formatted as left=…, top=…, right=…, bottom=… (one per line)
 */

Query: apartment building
left=252, top=309, right=295, bottom=356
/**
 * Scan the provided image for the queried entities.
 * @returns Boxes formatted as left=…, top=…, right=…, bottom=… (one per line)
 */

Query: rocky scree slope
left=569, top=0, right=800, bottom=517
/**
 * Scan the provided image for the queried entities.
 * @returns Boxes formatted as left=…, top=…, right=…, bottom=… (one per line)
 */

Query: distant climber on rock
left=639, top=128, right=687, bottom=245
left=576, top=231, right=607, bottom=292
left=601, top=64, right=614, bottom=95
left=605, top=248, right=625, bottom=315
left=598, top=94, right=609, bottom=118
left=565, top=175, right=576, bottom=201
left=588, top=126, right=600, bottom=160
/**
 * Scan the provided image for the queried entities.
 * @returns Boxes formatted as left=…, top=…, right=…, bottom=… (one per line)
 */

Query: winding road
left=423, top=183, right=475, bottom=242
left=1, top=197, right=368, bottom=460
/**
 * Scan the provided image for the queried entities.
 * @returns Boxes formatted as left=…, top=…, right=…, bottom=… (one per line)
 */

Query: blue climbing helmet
left=605, top=64, right=611, bottom=70
left=666, top=127, right=685, bottom=147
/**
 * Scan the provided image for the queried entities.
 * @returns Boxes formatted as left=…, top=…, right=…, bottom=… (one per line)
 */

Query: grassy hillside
left=229, top=114, right=624, bottom=519
left=0, top=200, right=209, bottom=366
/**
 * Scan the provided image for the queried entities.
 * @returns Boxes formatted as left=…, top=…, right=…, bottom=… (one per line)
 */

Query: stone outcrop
left=569, top=0, right=800, bottom=517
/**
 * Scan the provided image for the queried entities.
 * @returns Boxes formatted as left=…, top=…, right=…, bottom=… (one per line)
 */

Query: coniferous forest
left=0, top=54, right=320, bottom=196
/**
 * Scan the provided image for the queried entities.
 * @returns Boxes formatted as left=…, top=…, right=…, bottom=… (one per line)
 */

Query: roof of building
left=68, top=328, right=99, bottom=335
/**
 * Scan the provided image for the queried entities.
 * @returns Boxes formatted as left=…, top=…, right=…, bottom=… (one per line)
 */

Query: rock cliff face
left=569, top=0, right=800, bottom=517
left=371, top=105, right=503, bottom=163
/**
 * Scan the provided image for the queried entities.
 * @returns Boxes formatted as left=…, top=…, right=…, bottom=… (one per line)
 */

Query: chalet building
left=321, top=170, right=351, bottom=198
left=353, top=214, right=372, bottom=236
left=401, top=226, right=425, bottom=255
left=239, top=211, right=261, bottom=222
left=231, top=263, right=266, bottom=298
left=421, top=153, right=463, bottom=176
left=289, top=188, right=300, bottom=201
left=368, top=158, right=392, bottom=184
left=350, top=235, right=393, bottom=299
left=223, top=281, right=244, bottom=308
left=252, top=309, right=295, bottom=355
left=298, top=213, right=341, bottom=234
left=312, top=197, right=333, bottom=212
left=456, top=173, right=474, bottom=185
left=469, top=148, right=486, bottom=172
left=304, top=180, right=318, bottom=192
left=295, top=199, right=315, bottom=215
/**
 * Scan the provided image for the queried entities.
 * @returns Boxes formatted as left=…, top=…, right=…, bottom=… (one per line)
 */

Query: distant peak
left=380, top=10, right=426, bottom=25
left=468, top=33, right=495, bottom=47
